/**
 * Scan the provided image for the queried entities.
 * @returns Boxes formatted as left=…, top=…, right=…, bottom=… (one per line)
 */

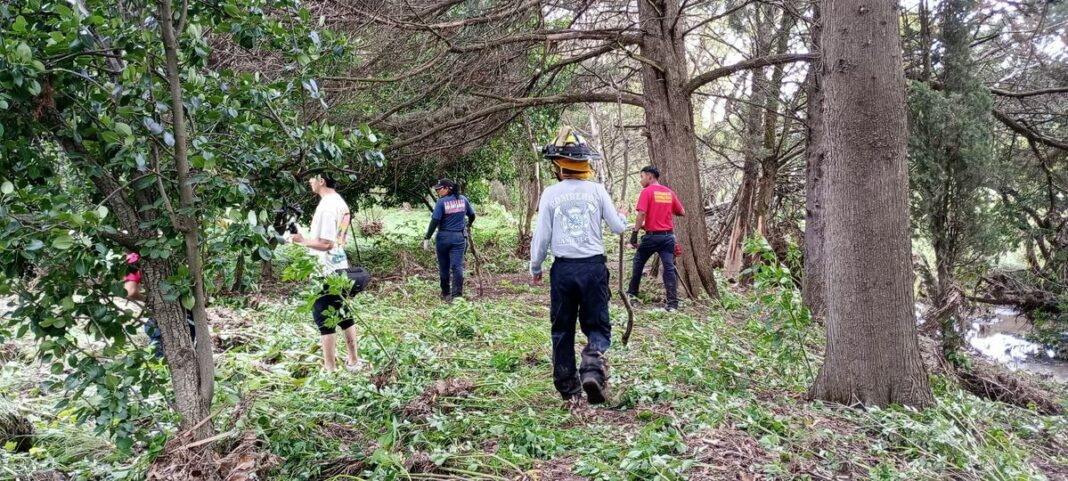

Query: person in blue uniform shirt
left=423, top=179, right=476, bottom=302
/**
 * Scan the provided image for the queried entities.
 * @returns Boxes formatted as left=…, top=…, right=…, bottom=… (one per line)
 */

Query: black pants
left=313, top=282, right=354, bottom=335
left=550, top=256, right=611, bottom=398
left=436, top=230, right=467, bottom=299
left=627, top=233, right=679, bottom=309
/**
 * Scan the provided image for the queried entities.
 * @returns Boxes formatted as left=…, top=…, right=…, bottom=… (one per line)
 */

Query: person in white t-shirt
left=290, top=174, right=361, bottom=373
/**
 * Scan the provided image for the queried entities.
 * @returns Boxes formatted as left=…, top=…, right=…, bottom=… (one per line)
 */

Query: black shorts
left=312, top=283, right=355, bottom=335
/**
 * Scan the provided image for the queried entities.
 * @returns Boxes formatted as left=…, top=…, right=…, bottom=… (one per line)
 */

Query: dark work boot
left=581, top=375, right=605, bottom=404
left=580, top=351, right=608, bottom=404
left=557, top=376, right=582, bottom=401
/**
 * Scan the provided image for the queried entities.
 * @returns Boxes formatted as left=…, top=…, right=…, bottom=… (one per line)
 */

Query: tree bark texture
left=159, top=0, right=215, bottom=438
left=637, top=0, right=720, bottom=300
left=803, top=5, right=826, bottom=319
left=807, top=0, right=934, bottom=408
left=141, top=257, right=212, bottom=439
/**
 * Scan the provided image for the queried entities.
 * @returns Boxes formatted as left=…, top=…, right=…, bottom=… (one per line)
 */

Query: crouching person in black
left=290, top=174, right=362, bottom=373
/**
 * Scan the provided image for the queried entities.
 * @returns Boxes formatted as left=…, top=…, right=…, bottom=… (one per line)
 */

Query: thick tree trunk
left=37, top=77, right=214, bottom=436
left=802, top=4, right=826, bottom=319
left=141, top=257, right=211, bottom=438
left=807, top=0, right=934, bottom=408
left=638, top=0, right=720, bottom=300
left=159, top=0, right=215, bottom=438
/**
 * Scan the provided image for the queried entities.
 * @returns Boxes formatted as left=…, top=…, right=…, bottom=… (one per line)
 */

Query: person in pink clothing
left=122, top=252, right=194, bottom=357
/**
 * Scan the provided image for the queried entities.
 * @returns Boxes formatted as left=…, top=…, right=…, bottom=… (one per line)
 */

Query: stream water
left=966, top=306, right=1068, bottom=383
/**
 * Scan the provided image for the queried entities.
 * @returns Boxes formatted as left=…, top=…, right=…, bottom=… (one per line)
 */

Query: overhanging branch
left=683, top=53, right=817, bottom=95
left=993, top=109, right=1068, bottom=151
left=385, top=91, right=646, bottom=153
left=989, top=86, right=1068, bottom=98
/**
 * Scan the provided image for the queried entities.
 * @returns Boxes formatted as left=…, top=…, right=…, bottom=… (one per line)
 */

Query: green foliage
left=0, top=0, right=381, bottom=445
left=3, top=261, right=1067, bottom=479
left=742, top=236, right=815, bottom=379
left=907, top=0, right=1010, bottom=300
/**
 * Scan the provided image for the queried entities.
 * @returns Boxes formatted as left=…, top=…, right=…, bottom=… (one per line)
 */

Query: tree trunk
left=35, top=77, right=214, bottom=435
left=232, top=255, right=246, bottom=293
left=802, top=4, right=826, bottom=319
left=637, top=0, right=720, bottom=300
left=141, top=257, right=212, bottom=438
left=725, top=6, right=777, bottom=281
left=517, top=120, right=542, bottom=258
left=159, top=0, right=215, bottom=438
left=753, top=11, right=797, bottom=237
left=807, top=0, right=934, bottom=408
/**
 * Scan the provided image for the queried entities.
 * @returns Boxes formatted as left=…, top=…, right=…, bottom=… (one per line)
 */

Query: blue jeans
left=627, top=233, right=679, bottom=309
left=550, top=256, right=611, bottom=398
left=435, top=231, right=467, bottom=299
left=144, top=312, right=196, bottom=358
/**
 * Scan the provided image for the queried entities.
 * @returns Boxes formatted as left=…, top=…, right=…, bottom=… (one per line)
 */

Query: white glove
left=422, top=239, right=430, bottom=250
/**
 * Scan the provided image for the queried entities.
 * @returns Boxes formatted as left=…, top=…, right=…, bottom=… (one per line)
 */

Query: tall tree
left=802, top=4, right=826, bottom=318
left=808, top=0, right=934, bottom=407
left=907, top=0, right=1002, bottom=360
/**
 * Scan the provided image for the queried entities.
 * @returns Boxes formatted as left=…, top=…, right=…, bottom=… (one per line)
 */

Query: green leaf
left=52, top=234, right=74, bottom=250
left=16, top=42, right=32, bottom=62
left=0, top=181, right=13, bottom=195
left=97, top=205, right=109, bottom=219
left=257, top=247, right=273, bottom=261
left=247, top=210, right=257, bottom=226
left=115, top=122, right=133, bottom=137
left=115, top=436, right=133, bottom=453
left=0, top=99, right=8, bottom=110
left=181, top=295, right=195, bottom=310
left=12, top=16, right=28, bottom=33
left=26, top=239, right=45, bottom=251
left=223, top=3, right=241, bottom=16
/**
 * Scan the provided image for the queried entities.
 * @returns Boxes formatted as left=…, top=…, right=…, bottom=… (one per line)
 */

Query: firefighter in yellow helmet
left=530, top=127, right=629, bottom=404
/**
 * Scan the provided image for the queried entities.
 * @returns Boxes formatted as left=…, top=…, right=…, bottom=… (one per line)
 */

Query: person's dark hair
left=640, top=166, right=660, bottom=179
left=434, top=178, right=459, bottom=196
left=322, top=174, right=338, bottom=189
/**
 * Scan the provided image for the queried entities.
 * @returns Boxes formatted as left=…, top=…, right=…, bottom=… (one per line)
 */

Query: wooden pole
left=616, top=96, right=637, bottom=346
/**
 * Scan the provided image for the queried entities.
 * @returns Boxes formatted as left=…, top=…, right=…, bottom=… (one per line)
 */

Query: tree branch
left=989, top=85, right=1068, bottom=98
left=992, top=109, right=1068, bottom=151
left=449, top=29, right=642, bottom=53
left=384, top=91, right=646, bottom=153
left=684, top=53, right=817, bottom=94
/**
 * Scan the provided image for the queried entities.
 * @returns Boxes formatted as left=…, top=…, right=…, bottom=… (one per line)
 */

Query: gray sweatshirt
left=530, top=179, right=629, bottom=275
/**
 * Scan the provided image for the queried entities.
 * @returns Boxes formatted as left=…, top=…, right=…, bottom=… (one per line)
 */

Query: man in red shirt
left=627, top=166, right=686, bottom=310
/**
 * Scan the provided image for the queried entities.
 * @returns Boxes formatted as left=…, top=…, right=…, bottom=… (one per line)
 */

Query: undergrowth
left=2, top=213, right=1066, bottom=480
